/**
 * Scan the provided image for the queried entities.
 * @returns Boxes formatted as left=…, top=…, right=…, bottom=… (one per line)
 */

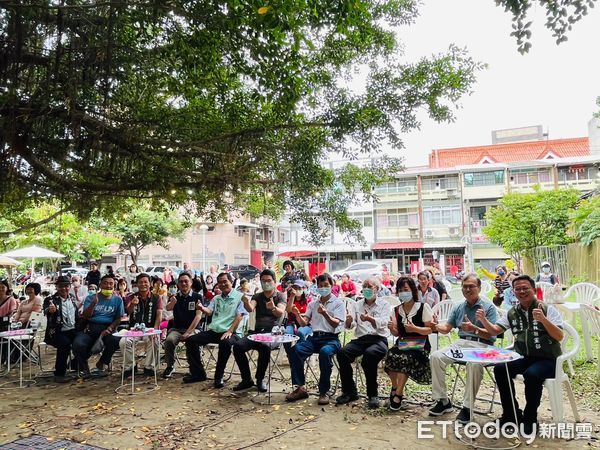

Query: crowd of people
left=0, top=259, right=568, bottom=435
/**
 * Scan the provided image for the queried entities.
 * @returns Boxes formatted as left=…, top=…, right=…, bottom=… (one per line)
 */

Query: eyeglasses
left=462, top=284, right=478, bottom=290
left=514, top=287, right=532, bottom=293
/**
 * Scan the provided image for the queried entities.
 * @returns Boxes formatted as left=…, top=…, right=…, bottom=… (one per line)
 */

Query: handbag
left=395, top=336, right=427, bottom=351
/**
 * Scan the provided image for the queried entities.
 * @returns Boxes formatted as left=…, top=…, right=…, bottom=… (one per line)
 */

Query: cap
left=55, top=275, right=71, bottom=285
left=292, top=280, right=305, bottom=288
left=541, top=261, right=551, bottom=267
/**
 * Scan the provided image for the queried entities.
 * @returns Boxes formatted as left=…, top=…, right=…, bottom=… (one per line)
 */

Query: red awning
left=278, top=250, right=317, bottom=258
left=372, top=241, right=423, bottom=250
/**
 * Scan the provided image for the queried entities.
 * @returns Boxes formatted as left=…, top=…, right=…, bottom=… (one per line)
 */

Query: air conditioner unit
left=448, top=226, right=460, bottom=237
left=409, top=228, right=419, bottom=238
left=447, top=188, right=459, bottom=198
left=424, top=229, right=435, bottom=239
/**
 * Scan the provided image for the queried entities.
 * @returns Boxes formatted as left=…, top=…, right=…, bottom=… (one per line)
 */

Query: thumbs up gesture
left=461, top=314, right=475, bottom=332
left=317, top=303, right=327, bottom=316
left=48, top=299, right=57, bottom=314
left=475, top=308, right=486, bottom=324
left=404, top=320, right=418, bottom=333
left=532, top=306, right=546, bottom=323
left=359, top=312, right=369, bottom=322
left=132, top=295, right=139, bottom=305
left=266, top=298, right=275, bottom=311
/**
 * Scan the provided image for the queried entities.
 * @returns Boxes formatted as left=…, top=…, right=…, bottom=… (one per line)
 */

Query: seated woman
left=285, top=280, right=312, bottom=341
left=385, top=276, right=433, bottom=410
left=13, top=282, right=42, bottom=326
left=0, top=280, right=19, bottom=332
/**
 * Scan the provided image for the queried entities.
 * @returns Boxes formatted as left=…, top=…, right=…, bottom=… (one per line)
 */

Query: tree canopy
left=483, top=188, right=579, bottom=263
left=570, top=194, right=600, bottom=246
left=0, top=0, right=594, bottom=241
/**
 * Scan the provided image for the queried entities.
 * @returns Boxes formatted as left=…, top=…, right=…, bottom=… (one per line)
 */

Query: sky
left=393, top=0, right=600, bottom=167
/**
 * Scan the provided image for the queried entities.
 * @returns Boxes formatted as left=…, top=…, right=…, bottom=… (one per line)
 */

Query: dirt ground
left=1, top=351, right=599, bottom=450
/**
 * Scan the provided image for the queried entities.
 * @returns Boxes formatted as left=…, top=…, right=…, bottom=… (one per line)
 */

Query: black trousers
left=185, top=330, right=239, bottom=380
left=494, top=356, right=556, bottom=423
left=233, top=332, right=272, bottom=383
left=336, top=335, right=388, bottom=398
left=51, top=329, right=77, bottom=376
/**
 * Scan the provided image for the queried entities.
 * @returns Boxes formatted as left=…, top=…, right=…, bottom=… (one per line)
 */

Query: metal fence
left=524, top=245, right=569, bottom=284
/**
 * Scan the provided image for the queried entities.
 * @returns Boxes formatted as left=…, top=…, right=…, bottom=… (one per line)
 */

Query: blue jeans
left=285, top=324, right=312, bottom=341
left=287, top=334, right=341, bottom=395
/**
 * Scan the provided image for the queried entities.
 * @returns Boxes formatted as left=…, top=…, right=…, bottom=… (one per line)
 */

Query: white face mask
left=261, top=281, right=275, bottom=291
left=398, top=291, right=413, bottom=303
left=132, top=287, right=139, bottom=293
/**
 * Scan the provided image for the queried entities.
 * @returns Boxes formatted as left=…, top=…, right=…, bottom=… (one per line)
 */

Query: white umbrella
left=1, top=245, right=66, bottom=273
left=0, top=255, right=22, bottom=267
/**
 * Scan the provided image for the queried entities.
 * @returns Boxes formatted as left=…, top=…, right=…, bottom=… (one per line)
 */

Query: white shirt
left=305, top=296, right=345, bottom=334
left=350, top=297, right=391, bottom=338
left=70, top=285, right=88, bottom=309
left=395, top=301, right=433, bottom=326
left=60, top=296, right=76, bottom=331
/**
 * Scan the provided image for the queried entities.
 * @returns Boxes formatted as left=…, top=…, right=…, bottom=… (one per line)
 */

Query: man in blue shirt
left=72, top=275, right=124, bottom=378
left=429, top=274, right=498, bottom=424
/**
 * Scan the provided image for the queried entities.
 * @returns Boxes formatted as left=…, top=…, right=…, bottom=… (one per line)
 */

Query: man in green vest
left=120, top=273, right=163, bottom=377
left=476, top=274, right=564, bottom=435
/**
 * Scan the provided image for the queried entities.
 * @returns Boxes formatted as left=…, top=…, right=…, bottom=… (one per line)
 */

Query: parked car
left=331, top=261, right=390, bottom=282
left=225, top=264, right=260, bottom=281
left=144, top=265, right=183, bottom=278
left=59, top=267, right=89, bottom=278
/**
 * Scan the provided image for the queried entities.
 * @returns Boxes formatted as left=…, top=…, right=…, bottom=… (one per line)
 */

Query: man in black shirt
left=232, top=269, right=286, bottom=392
left=162, top=272, right=203, bottom=378
left=84, top=262, right=101, bottom=287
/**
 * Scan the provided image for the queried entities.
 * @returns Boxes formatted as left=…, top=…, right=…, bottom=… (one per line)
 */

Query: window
left=558, top=166, right=598, bottom=182
left=348, top=211, right=374, bottom=227
left=374, top=179, right=417, bottom=194
left=423, top=206, right=461, bottom=225
left=464, top=171, right=504, bottom=186
left=421, top=176, right=459, bottom=191
left=510, top=169, right=551, bottom=185
left=377, top=208, right=419, bottom=228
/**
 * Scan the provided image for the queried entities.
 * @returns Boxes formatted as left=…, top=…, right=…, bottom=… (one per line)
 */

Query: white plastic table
left=248, top=333, right=299, bottom=405
left=445, top=345, right=523, bottom=449
left=113, top=328, right=162, bottom=394
left=0, top=328, right=36, bottom=389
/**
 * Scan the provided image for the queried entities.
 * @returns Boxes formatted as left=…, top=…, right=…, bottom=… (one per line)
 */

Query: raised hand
left=132, top=295, right=139, bottom=305
left=404, top=320, right=418, bottom=333
left=461, top=314, right=475, bottom=333
left=475, top=308, right=486, bottom=323
left=48, top=299, right=57, bottom=314
left=532, top=307, right=546, bottom=323
left=317, top=303, right=327, bottom=316
left=387, top=319, right=396, bottom=331
left=359, top=312, right=369, bottom=322
left=266, top=298, right=275, bottom=311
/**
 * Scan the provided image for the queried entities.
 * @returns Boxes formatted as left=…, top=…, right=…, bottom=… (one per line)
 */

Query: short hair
left=25, top=282, right=41, bottom=295
left=395, top=277, right=418, bottom=301
left=168, top=280, right=177, bottom=288
left=512, top=275, right=536, bottom=289
left=282, top=260, right=294, bottom=270
left=217, top=272, right=233, bottom=283
left=461, top=273, right=481, bottom=287
left=100, top=274, right=114, bottom=283
left=136, top=273, right=151, bottom=283
left=417, top=271, right=430, bottom=280
left=316, top=273, right=334, bottom=286
left=260, top=269, right=276, bottom=281
left=496, top=265, right=507, bottom=272
left=178, top=271, right=192, bottom=281
left=151, top=276, right=163, bottom=285
left=362, top=277, right=381, bottom=289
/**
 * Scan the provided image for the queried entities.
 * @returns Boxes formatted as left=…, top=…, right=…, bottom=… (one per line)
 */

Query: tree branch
left=0, top=207, right=68, bottom=237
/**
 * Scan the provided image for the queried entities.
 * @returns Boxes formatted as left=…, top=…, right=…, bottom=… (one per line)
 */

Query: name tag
left=188, top=302, right=196, bottom=311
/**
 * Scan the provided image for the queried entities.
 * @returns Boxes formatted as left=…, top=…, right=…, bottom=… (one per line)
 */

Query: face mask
left=317, top=287, right=332, bottom=297
left=398, top=291, right=413, bottom=303
left=169, top=287, right=177, bottom=295
left=100, top=289, right=112, bottom=297
left=132, top=287, right=139, bottom=293
left=261, top=281, right=275, bottom=291
left=88, top=290, right=97, bottom=295
left=362, top=288, right=375, bottom=300
left=498, top=271, right=505, bottom=276
left=542, top=267, right=550, bottom=274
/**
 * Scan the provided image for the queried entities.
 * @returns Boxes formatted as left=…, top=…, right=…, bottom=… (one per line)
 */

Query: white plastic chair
left=581, top=304, right=600, bottom=376
left=429, top=300, right=457, bottom=352
left=535, top=281, right=555, bottom=302
left=514, top=322, right=581, bottom=423
left=480, top=280, right=493, bottom=296
left=380, top=296, right=400, bottom=308
left=564, top=282, right=600, bottom=360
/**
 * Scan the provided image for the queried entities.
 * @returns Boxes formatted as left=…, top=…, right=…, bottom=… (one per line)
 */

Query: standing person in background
left=125, top=264, right=140, bottom=287
left=69, top=276, right=88, bottom=312
left=535, top=262, right=559, bottom=285
left=162, top=267, right=174, bottom=285
left=280, top=260, right=298, bottom=288
left=106, top=265, right=116, bottom=279
left=417, top=271, right=440, bottom=308
left=493, top=265, right=511, bottom=307
left=84, top=263, right=101, bottom=287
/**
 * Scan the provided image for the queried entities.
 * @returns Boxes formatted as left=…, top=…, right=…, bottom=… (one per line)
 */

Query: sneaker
left=162, top=366, right=175, bottom=379
left=522, top=420, right=538, bottom=436
left=285, top=386, right=309, bottom=402
left=256, top=380, right=268, bottom=393
left=389, top=394, right=403, bottom=411
left=213, top=378, right=225, bottom=389
left=232, top=380, right=255, bottom=391
left=336, top=393, right=360, bottom=405
left=317, top=394, right=330, bottom=405
left=429, top=399, right=453, bottom=416
left=367, top=396, right=380, bottom=409
left=456, top=407, right=471, bottom=424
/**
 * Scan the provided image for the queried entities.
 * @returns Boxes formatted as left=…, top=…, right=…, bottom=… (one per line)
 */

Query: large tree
left=0, top=0, right=594, bottom=241
left=483, top=188, right=579, bottom=265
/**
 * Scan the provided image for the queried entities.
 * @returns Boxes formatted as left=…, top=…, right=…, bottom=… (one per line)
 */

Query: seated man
left=476, top=275, right=564, bottom=434
left=72, top=275, right=125, bottom=377
left=119, top=273, right=163, bottom=377
left=336, top=277, right=391, bottom=408
left=184, top=272, right=247, bottom=388
left=43, top=276, right=80, bottom=383
left=429, top=273, right=498, bottom=423
left=162, top=272, right=203, bottom=378
left=285, top=273, right=345, bottom=405
left=232, top=269, right=286, bottom=392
